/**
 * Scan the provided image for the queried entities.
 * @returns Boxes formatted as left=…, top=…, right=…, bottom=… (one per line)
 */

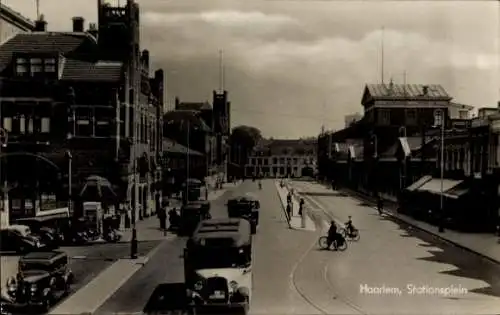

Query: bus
left=184, top=218, right=252, bottom=314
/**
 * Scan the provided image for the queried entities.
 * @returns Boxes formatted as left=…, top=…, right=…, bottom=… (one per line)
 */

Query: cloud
left=143, top=10, right=296, bottom=28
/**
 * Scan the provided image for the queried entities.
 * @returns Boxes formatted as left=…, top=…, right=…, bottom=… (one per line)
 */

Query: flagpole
left=186, top=120, right=190, bottom=205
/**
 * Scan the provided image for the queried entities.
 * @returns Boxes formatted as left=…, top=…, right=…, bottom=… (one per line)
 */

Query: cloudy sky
left=4, top=0, right=499, bottom=138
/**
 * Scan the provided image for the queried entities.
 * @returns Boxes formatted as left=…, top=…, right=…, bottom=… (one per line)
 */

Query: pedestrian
left=158, top=201, right=167, bottom=231
left=287, top=192, right=292, bottom=204
left=299, top=198, right=304, bottom=216
left=377, top=197, right=383, bottom=215
left=286, top=201, right=292, bottom=221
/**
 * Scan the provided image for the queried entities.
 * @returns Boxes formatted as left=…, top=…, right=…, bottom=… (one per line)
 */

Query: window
left=273, top=157, right=277, bottom=164
left=28, top=118, right=34, bottom=133
left=405, top=109, right=416, bottom=125
left=378, top=109, right=390, bottom=125
left=41, top=118, right=50, bottom=133
left=459, top=110, right=468, bottom=120
left=30, top=58, right=43, bottom=74
left=19, top=115, right=26, bottom=134
left=263, top=158, right=268, bottom=165
left=2, top=117, right=12, bottom=132
left=75, top=108, right=92, bottom=136
left=44, top=58, right=56, bottom=73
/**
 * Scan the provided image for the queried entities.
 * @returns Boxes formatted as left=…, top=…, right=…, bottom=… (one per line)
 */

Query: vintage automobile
left=14, top=216, right=68, bottom=249
left=0, top=225, right=45, bottom=254
left=184, top=218, right=252, bottom=315
left=1, top=251, right=74, bottom=312
left=227, top=193, right=260, bottom=234
left=178, top=201, right=212, bottom=236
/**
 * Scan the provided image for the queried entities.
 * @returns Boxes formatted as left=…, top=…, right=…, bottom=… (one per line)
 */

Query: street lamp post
left=436, top=109, right=445, bottom=233
left=371, top=134, right=378, bottom=197
left=66, top=151, right=72, bottom=216
left=399, top=126, right=407, bottom=192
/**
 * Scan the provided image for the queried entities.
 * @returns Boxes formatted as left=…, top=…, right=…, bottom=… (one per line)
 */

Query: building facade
left=0, top=2, right=34, bottom=44
left=318, top=83, right=499, bottom=232
left=0, top=0, right=165, bottom=225
left=245, top=139, right=317, bottom=178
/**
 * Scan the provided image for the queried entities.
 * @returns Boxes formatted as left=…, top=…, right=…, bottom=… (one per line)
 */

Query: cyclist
left=327, top=221, right=339, bottom=250
left=345, top=216, right=354, bottom=235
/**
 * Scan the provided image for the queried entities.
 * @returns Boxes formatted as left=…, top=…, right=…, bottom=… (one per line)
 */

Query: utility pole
left=381, top=26, right=385, bottom=85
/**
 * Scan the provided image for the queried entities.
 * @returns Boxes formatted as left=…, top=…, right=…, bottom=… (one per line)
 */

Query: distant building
left=245, top=139, right=317, bottom=178
left=345, top=113, right=362, bottom=128
left=0, top=2, right=35, bottom=43
left=448, top=102, right=474, bottom=120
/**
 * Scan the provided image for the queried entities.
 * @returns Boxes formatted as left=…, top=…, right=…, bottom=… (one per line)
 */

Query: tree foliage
left=229, top=125, right=263, bottom=149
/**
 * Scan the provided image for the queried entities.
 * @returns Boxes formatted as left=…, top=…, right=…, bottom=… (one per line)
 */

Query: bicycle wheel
left=350, top=229, right=360, bottom=241
left=336, top=238, right=348, bottom=251
left=318, top=236, right=330, bottom=250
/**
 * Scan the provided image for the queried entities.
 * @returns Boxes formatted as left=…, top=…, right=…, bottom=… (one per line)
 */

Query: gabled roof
left=0, top=32, right=96, bottom=73
left=361, top=84, right=451, bottom=105
left=177, top=102, right=212, bottom=111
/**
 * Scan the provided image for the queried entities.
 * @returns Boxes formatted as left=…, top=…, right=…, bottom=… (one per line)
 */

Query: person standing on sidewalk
left=377, top=196, right=384, bottom=215
left=286, top=201, right=292, bottom=222
left=299, top=198, right=304, bottom=216
left=158, top=201, right=167, bottom=231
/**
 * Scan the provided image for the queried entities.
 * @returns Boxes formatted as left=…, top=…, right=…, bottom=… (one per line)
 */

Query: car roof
left=190, top=218, right=251, bottom=247
left=21, top=251, right=67, bottom=262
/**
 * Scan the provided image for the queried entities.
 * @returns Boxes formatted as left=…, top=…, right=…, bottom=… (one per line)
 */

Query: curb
left=334, top=184, right=500, bottom=265
left=275, top=181, right=318, bottom=231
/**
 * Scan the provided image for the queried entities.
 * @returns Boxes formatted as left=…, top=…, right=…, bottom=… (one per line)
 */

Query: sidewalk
left=310, top=180, right=500, bottom=264
left=274, top=181, right=316, bottom=231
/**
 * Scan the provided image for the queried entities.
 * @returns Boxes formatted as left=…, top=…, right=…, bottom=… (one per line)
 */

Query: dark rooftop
left=177, top=102, right=212, bottom=111
left=363, top=84, right=451, bottom=104
left=0, top=32, right=95, bottom=73
left=164, top=110, right=212, bottom=132
left=163, top=138, right=204, bottom=156
left=62, top=59, right=123, bottom=82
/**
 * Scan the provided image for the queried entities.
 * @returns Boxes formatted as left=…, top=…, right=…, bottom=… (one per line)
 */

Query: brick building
left=0, top=0, right=165, bottom=224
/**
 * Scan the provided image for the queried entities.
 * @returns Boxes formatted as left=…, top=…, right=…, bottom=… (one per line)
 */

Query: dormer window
left=15, top=56, right=58, bottom=77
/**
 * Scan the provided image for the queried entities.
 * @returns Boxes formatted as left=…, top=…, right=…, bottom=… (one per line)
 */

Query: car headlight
left=194, top=281, right=203, bottom=291
left=30, top=284, right=37, bottom=292
left=229, top=281, right=238, bottom=291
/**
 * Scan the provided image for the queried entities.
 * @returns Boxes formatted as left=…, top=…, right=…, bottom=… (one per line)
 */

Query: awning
left=443, top=181, right=470, bottom=199
left=417, top=178, right=463, bottom=195
left=399, top=137, right=411, bottom=157
left=405, top=175, right=432, bottom=192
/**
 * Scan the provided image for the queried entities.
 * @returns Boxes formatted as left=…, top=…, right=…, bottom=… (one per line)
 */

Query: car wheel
left=42, top=295, right=52, bottom=312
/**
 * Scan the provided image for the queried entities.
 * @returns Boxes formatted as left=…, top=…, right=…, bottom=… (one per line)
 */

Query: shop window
left=405, top=109, right=417, bottom=125
left=41, top=118, right=50, bottom=133
left=19, top=115, right=26, bottom=134
left=28, top=118, right=34, bottom=133
left=44, top=58, right=56, bottom=73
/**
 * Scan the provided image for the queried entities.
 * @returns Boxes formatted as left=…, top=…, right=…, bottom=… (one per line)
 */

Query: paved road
left=94, top=184, right=241, bottom=315
left=94, top=179, right=336, bottom=315
left=288, top=179, right=500, bottom=314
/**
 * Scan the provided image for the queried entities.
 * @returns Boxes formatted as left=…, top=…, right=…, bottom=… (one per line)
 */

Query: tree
left=229, top=125, right=263, bottom=165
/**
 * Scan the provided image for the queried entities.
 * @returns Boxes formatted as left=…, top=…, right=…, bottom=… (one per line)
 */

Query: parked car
left=1, top=251, right=74, bottom=312
left=14, top=217, right=67, bottom=249
left=0, top=225, right=45, bottom=254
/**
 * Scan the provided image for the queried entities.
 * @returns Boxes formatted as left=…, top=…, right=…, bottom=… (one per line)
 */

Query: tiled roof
left=0, top=32, right=95, bottom=73
left=164, top=110, right=212, bottom=132
left=177, top=102, right=212, bottom=111
left=62, top=59, right=122, bottom=82
left=363, top=84, right=451, bottom=102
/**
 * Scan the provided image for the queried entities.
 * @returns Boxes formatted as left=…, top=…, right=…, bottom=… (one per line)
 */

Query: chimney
left=87, top=23, right=98, bottom=39
left=422, top=85, right=429, bottom=95
left=142, top=50, right=150, bottom=70
left=35, top=15, right=47, bottom=32
left=72, top=17, right=85, bottom=32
